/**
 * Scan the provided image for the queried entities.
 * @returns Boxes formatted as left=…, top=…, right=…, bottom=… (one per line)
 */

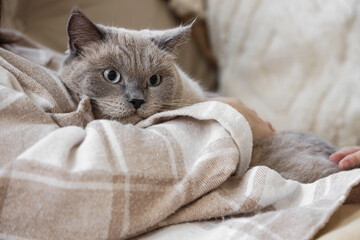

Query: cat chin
left=117, top=113, right=144, bottom=125
left=116, top=108, right=166, bottom=124
left=91, top=105, right=146, bottom=124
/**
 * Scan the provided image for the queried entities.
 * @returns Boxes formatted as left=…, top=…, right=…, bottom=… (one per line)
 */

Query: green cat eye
left=147, top=75, right=162, bottom=87
left=103, top=69, right=121, bottom=84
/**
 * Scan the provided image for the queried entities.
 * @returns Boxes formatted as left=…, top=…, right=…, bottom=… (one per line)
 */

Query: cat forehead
left=76, top=30, right=173, bottom=76
left=104, top=26, right=157, bottom=47
left=102, top=27, right=173, bottom=63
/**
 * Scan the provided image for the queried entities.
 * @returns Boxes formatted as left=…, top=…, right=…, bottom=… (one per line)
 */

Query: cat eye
left=103, top=69, right=121, bottom=84
left=147, top=75, right=162, bottom=87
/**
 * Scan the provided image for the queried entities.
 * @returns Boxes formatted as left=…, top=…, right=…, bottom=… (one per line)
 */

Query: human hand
left=330, top=146, right=360, bottom=170
left=209, top=97, right=275, bottom=141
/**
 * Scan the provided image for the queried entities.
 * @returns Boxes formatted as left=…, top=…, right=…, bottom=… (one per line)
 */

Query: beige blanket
left=1, top=48, right=360, bottom=240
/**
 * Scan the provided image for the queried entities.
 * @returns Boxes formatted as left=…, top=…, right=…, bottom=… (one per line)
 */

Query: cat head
left=59, top=9, right=193, bottom=124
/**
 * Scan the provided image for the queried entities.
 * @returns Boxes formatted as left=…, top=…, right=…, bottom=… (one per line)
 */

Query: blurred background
left=0, top=0, right=217, bottom=90
left=1, top=0, right=360, bottom=148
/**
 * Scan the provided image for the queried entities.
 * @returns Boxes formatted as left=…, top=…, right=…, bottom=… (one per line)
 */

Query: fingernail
left=340, top=161, right=351, bottom=170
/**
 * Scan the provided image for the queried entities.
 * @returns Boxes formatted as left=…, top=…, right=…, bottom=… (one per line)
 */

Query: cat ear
left=67, top=9, right=106, bottom=55
left=151, top=20, right=195, bottom=54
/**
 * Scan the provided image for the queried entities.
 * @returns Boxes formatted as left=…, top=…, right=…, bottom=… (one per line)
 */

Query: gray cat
left=59, top=9, right=340, bottom=183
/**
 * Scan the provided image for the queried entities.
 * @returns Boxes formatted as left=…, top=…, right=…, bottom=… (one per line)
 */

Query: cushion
left=206, top=0, right=360, bottom=148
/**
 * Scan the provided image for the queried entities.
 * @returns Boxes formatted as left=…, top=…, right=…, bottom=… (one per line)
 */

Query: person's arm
left=330, top=146, right=360, bottom=170
left=209, top=97, right=275, bottom=141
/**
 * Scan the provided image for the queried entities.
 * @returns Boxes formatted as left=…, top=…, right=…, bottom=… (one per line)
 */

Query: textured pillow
left=206, top=0, right=360, bottom=147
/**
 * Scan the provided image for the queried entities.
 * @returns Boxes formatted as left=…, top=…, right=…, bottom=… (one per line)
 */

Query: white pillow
left=207, top=0, right=360, bottom=147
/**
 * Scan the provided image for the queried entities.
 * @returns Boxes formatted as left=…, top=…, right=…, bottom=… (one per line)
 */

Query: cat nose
left=128, top=99, right=145, bottom=109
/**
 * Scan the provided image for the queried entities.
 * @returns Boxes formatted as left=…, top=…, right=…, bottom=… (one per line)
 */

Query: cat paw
left=330, top=146, right=360, bottom=170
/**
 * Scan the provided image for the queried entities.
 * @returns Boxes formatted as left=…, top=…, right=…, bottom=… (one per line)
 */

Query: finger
left=338, top=150, right=360, bottom=170
left=330, top=146, right=360, bottom=162
left=329, top=152, right=346, bottom=162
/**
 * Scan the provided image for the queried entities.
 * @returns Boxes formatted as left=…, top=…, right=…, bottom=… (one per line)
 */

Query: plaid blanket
left=0, top=48, right=360, bottom=240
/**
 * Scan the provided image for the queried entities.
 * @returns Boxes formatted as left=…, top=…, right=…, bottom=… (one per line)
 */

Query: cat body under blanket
left=59, top=9, right=340, bottom=183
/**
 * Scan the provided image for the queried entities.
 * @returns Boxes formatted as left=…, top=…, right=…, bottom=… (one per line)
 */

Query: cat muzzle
left=128, top=99, right=145, bottom=109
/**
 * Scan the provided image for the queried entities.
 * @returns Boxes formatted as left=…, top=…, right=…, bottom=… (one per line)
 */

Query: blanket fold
left=0, top=48, right=254, bottom=239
